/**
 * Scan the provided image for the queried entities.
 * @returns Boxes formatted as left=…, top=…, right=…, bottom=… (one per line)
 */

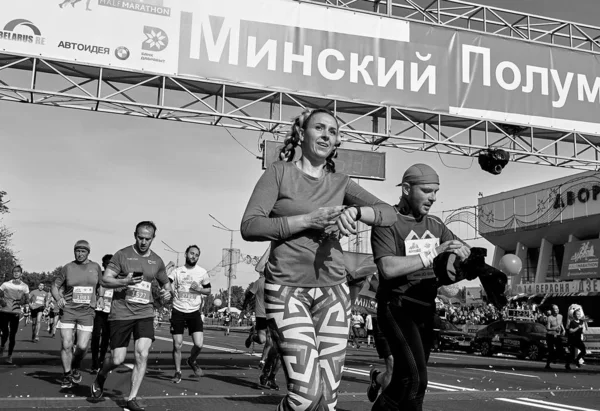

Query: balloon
left=498, top=254, right=522, bottom=276
left=213, top=298, right=222, bottom=308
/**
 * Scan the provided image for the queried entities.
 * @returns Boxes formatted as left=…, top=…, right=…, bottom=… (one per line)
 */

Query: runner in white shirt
left=167, top=245, right=211, bottom=383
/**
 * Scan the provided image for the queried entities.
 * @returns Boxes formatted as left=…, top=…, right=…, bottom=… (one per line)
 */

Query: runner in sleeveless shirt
left=370, top=164, right=470, bottom=410
left=168, top=245, right=211, bottom=383
left=29, top=282, right=49, bottom=342
left=52, top=240, right=101, bottom=388
left=91, top=254, right=113, bottom=373
left=0, top=265, right=29, bottom=364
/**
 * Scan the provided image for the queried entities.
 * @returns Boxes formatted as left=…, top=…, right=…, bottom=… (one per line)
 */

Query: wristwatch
left=352, top=206, right=362, bottom=221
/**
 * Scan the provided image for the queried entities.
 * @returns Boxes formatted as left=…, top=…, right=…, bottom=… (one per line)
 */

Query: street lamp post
left=209, top=214, right=239, bottom=313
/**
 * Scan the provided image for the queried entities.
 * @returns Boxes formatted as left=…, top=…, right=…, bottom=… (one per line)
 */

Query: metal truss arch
left=302, top=0, right=600, bottom=54
left=0, top=53, right=599, bottom=170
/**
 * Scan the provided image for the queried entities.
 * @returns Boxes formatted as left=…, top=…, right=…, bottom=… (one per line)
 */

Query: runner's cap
left=74, top=239, right=90, bottom=252
left=397, top=164, right=439, bottom=186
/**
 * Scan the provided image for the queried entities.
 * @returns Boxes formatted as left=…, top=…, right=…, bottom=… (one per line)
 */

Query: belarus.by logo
left=142, top=26, right=168, bottom=52
left=0, top=19, right=46, bottom=45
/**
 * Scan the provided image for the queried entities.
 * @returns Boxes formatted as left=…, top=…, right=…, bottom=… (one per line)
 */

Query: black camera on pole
left=478, top=148, right=510, bottom=175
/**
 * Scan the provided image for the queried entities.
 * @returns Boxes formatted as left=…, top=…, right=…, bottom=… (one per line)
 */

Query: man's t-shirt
left=30, top=289, right=48, bottom=310
left=568, top=319, right=584, bottom=342
left=248, top=275, right=266, bottom=318
left=169, top=265, right=210, bottom=313
left=55, top=261, right=101, bottom=316
left=371, top=208, right=456, bottom=306
left=0, top=281, right=29, bottom=314
left=108, top=245, right=169, bottom=321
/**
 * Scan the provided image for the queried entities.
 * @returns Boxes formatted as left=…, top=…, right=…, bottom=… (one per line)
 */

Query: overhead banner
left=2, top=0, right=600, bottom=134
left=561, top=239, right=600, bottom=280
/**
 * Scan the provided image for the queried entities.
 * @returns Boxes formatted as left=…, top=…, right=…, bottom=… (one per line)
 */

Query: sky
left=0, top=0, right=597, bottom=294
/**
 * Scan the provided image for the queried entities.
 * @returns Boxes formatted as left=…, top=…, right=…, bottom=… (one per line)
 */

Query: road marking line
left=517, top=398, right=599, bottom=411
left=155, top=336, right=476, bottom=392
left=430, top=355, right=458, bottom=360
left=497, top=398, right=574, bottom=411
left=466, top=367, right=540, bottom=379
left=428, top=382, right=476, bottom=391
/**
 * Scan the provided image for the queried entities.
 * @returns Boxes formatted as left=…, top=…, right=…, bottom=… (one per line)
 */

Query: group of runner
left=0, top=221, right=216, bottom=411
left=1, top=108, right=483, bottom=411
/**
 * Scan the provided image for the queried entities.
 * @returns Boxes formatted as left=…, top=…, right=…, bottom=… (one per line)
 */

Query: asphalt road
left=0, top=320, right=598, bottom=410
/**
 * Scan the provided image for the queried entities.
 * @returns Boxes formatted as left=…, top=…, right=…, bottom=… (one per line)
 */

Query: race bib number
left=180, top=291, right=199, bottom=301
left=35, top=295, right=45, bottom=305
left=126, top=281, right=151, bottom=304
left=405, top=238, right=439, bottom=281
left=73, top=286, right=93, bottom=304
left=102, top=289, right=114, bottom=313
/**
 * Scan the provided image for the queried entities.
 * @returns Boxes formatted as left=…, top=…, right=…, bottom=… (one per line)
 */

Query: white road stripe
left=428, top=382, right=476, bottom=391
left=517, top=398, right=599, bottom=411
left=497, top=398, right=575, bottom=411
left=430, top=355, right=458, bottom=360
left=154, top=336, right=476, bottom=392
left=467, top=367, right=540, bottom=379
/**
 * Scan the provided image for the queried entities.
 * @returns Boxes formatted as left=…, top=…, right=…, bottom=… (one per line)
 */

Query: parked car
left=433, top=316, right=475, bottom=353
left=472, top=319, right=566, bottom=361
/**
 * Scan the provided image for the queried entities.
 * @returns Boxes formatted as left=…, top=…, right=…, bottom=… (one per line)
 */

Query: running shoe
left=245, top=333, right=253, bottom=349
left=259, top=374, right=268, bottom=388
left=6, top=355, right=13, bottom=364
left=71, top=369, right=83, bottom=384
left=172, top=371, right=182, bottom=384
left=34, top=337, right=39, bottom=342
left=266, top=379, right=280, bottom=391
left=186, top=358, right=203, bottom=377
left=367, top=369, right=381, bottom=402
left=61, top=373, right=73, bottom=389
left=90, top=374, right=106, bottom=398
left=124, top=397, right=145, bottom=411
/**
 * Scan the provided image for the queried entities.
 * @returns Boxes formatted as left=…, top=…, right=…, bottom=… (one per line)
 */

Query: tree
left=220, top=285, right=245, bottom=310
left=0, top=191, right=17, bottom=283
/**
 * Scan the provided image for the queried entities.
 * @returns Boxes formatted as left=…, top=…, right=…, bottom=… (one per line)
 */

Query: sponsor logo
left=58, top=41, right=110, bottom=55
left=115, top=46, right=130, bottom=60
left=148, top=260, right=157, bottom=265
left=142, top=27, right=168, bottom=51
left=0, top=19, right=46, bottom=45
left=98, top=0, right=171, bottom=17
left=571, top=242, right=596, bottom=262
left=141, top=26, right=168, bottom=64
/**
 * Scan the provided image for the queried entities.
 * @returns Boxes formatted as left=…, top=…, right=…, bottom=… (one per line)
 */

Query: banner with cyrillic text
left=2, top=0, right=600, bottom=134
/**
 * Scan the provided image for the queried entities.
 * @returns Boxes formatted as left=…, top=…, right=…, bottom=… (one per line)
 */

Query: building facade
left=478, top=171, right=600, bottom=294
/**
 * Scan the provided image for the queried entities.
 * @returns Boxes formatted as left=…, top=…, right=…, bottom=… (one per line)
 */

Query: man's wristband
left=419, top=247, right=439, bottom=269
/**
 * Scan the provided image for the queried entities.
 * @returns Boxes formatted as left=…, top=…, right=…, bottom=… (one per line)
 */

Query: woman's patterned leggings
left=265, top=282, right=351, bottom=411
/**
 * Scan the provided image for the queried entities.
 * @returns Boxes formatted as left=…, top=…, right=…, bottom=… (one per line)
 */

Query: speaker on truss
left=478, top=148, right=510, bottom=175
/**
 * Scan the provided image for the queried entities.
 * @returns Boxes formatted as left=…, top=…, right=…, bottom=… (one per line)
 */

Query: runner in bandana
left=370, top=164, right=470, bottom=410
left=52, top=240, right=101, bottom=388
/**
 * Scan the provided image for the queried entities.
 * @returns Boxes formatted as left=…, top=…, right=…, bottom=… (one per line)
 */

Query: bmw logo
left=115, top=46, right=130, bottom=61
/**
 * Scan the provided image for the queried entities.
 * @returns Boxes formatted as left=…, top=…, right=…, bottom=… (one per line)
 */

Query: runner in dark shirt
left=91, top=221, right=172, bottom=411
left=370, top=164, right=470, bottom=410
